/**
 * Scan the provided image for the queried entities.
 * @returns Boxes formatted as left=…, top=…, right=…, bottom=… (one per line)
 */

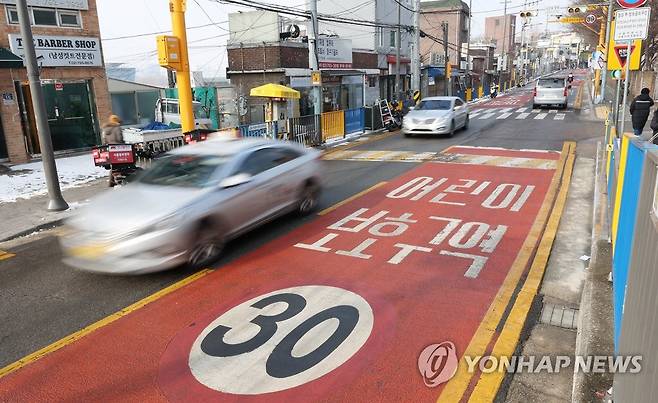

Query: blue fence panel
left=457, top=89, right=465, bottom=101
left=612, top=140, right=646, bottom=351
left=344, top=108, right=365, bottom=135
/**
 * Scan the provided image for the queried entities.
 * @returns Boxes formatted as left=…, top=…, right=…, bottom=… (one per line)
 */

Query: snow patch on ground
left=0, top=155, right=107, bottom=203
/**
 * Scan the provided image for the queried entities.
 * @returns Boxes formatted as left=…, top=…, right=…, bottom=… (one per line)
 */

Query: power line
left=103, top=22, right=223, bottom=41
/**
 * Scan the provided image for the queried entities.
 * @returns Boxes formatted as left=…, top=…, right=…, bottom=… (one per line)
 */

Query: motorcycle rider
left=490, top=82, right=499, bottom=98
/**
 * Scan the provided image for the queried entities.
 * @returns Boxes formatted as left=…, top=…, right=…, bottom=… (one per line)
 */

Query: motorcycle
left=490, top=88, right=498, bottom=99
left=92, top=144, right=143, bottom=187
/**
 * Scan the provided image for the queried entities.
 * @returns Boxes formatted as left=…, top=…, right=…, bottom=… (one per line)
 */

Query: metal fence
left=288, top=114, right=321, bottom=147
left=613, top=147, right=658, bottom=400
left=321, top=110, right=345, bottom=141
left=344, top=108, right=365, bottom=135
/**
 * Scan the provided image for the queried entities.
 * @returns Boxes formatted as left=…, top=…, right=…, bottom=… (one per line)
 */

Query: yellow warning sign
left=607, top=21, right=642, bottom=71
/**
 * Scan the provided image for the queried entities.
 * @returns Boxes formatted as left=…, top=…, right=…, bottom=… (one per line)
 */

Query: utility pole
left=442, top=21, right=450, bottom=96
left=501, top=0, right=509, bottom=74
left=599, top=0, right=614, bottom=104
left=16, top=0, right=68, bottom=211
left=411, top=0, right=421, bottom=95
left=309, top=0, right=322, bottom=114
left=169, top=0, right=195, bottom=134
left=395, top=1, right=402, bottom=101
left=466, top=0, right=473, bottom=90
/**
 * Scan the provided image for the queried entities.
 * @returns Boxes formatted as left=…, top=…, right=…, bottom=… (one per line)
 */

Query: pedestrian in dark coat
left=629, top=88, right=654, bottom=136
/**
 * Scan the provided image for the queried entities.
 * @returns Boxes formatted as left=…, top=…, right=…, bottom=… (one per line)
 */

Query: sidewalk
left=0, top=154, right=109, bottom=242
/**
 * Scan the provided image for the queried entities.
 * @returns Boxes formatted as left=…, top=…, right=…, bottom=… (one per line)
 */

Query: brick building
left=420, top=0, right=470, bottom=70
left=0, top=0, right=110, bottom=163
left=484, top=14, right=516, bottom=71
left=226, top=11, right=380, bottom=123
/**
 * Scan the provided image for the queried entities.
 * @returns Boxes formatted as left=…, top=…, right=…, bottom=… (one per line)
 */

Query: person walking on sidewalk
left=101, top=114, right=123, bottom=144
left=629, top=88, right=654, bottom=136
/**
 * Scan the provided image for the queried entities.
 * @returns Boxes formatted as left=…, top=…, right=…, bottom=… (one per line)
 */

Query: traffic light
left=568, top=6, right=582, bottom=13
left=520, top=11, right=533, bottom=17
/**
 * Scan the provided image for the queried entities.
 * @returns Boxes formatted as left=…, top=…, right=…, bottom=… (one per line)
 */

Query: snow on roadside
left=0, top=154, right=107, bottom=203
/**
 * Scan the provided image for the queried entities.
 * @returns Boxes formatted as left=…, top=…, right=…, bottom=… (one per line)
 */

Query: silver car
left=533, top=77, right=568, bottom=109
left=59, top=138, right=323, bottom=274
left=402, top=96, right=469, bottom=137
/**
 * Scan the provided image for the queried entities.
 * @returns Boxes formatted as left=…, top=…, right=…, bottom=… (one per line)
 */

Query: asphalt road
left=0, top=72, right=602, bottom=369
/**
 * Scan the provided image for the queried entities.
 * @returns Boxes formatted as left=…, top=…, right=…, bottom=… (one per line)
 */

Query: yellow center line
left=467, top=142, right=576, bottom=402
left=437, top=141, right=575, bottom=403
left=318, top=181, right=388, bottom=216
left=0, top=269, right=212, bottom=379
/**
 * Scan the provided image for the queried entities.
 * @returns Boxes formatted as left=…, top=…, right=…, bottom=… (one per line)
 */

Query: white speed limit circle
left=188, top=285, right=374, bottom=394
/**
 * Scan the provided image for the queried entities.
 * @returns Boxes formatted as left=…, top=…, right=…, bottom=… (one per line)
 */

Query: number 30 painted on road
left=188, top=286, right=374, bottom=394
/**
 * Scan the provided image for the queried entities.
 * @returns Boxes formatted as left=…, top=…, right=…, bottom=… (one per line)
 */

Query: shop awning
left=250, top=83, right=300, bottom=99
left=0, top=47, right=23, bottom=68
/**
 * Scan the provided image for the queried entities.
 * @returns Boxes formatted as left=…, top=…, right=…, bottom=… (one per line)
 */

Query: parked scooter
left=92, top=144, right=143, bottom=187
left=490, top=85, right=499, bottom=99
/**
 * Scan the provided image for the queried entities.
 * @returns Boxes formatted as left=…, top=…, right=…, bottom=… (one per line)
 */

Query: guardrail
left=321, top=110, right=345, bottom=141
left=344, top=108, right=365, bottom=135
left=289, top=114, right=322, bottom=147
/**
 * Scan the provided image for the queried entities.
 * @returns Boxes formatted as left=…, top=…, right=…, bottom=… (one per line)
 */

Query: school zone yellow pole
left=170, top=0, right=195, bottom=133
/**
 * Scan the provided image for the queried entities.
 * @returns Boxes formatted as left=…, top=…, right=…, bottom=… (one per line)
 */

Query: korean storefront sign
left=8, top=34, right=102, bottom=67
left=0, top=0, right=88, bottom=10
left=317, top=36, right=352, bottom=69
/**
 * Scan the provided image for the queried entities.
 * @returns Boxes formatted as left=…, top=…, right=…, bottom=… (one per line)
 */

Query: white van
left=154, top=98, right=213, bottom=128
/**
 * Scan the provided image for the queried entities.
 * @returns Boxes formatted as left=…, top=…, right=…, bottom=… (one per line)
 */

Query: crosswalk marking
left=549, top=110, right=558, bottom=113
left=516, top=112, right=530, bottom=119
left=467, top=108, right=572, bottom=121
left=534, top=113, right=548, bottom=120
left=497, top=113, right=513, bottom=119
left=479, top=112, right=497, bottom=119
left=516, top=107, right=528, bottom=113
left=554, top=113, right=566, bottom=120
left=470, top=111, right=483, bottom=118
left=324, top=149, right=558, bottom=169
left=498, top=107, right=513, bottom=113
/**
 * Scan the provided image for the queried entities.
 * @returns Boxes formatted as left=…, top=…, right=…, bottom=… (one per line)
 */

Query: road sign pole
left=613, top=76, right=622, bottom=135
left=16, top=0, right=68, bottom=211
left=619, top=41, right=632, bottom=136
left=598, top=0, right=615, bottom=104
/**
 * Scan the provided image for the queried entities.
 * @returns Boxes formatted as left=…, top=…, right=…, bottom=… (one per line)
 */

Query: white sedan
left=402, top=96, right=470, bottom=137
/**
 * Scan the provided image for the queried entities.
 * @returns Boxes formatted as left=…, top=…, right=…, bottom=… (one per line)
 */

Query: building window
left=495, top=19, right=500, bottom=26
left=389, top=30, right=396, bottom=47
left=5, top=5, right=81, bottom=28
left=32, top=8, right=57, bottom=26
left=6, top=5, right=18, bottom=24
left=59, top=11, right=80, bottom=27
left=377, top=27, right=384, bottom=47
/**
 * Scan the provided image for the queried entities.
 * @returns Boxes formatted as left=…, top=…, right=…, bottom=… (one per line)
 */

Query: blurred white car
left=402, top=96, right=469, bottom=137
left=60, top=138, right=323, bottom=274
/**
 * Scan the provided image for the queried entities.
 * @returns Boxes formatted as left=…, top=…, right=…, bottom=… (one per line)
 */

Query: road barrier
left=321, top=110, right=345, bottom=141
left=288, top=114, right=322, bottom=147
left=344, top=108, right=365, bottom=135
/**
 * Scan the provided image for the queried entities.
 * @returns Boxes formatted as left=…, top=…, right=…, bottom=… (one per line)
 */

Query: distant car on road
left=402, top=96, right=469, bottom=137
left=533, top=77, right=568, bottom=109
left=60, top=138, right=323, bottom=275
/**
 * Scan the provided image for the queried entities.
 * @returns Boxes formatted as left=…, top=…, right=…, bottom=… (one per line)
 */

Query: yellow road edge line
left=437, top=141, right=573, bottom=403
left=0, top=253, right=16, bottom=261
left=318, top=181, right=388, bottom=216
left=467, top=142, right=577, bottom=402
left=322, top=130, right=398, bottom=157
left=0, top=268, right=212, bottom=379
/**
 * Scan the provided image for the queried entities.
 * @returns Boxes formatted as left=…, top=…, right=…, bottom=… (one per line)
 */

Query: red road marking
left=0, top=158, right=556, bottom=402
left=472, top=91, right=533, bottom=109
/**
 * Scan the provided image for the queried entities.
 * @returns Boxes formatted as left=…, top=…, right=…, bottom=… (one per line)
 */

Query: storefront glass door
left=42, top=81, right=98, bottom=152
left=0, top=114, right=7, bottom=159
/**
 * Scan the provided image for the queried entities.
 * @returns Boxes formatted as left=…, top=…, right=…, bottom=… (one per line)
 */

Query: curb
left=0, top=219, right=66, bottom=244
left=572, top=141, right=614, bottom=402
